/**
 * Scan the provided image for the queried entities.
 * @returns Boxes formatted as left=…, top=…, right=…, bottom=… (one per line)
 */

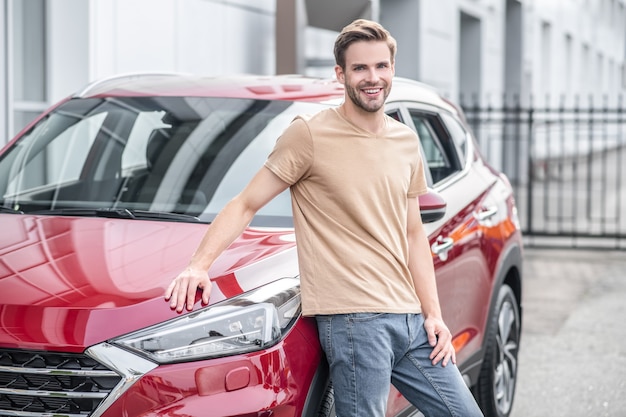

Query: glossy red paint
left=0, top=214, right=297, bottom=352
left=98, top=319, right=321, bottom=417
left=431, top=179, right=521, bottom=365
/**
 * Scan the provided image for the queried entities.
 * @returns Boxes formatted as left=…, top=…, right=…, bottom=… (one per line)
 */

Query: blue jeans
left=315, top=313, right=484, bottom=417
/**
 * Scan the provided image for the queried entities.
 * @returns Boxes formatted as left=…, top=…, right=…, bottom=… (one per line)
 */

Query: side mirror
left=418, top=188, right=446, bottom=223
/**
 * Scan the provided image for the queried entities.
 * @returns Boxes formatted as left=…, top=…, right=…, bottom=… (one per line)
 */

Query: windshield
left=0, top=96, right=330, bottom=226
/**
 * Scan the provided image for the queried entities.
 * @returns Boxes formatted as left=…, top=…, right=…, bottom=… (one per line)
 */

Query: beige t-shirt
left=265, top=107, right=428, bottom=316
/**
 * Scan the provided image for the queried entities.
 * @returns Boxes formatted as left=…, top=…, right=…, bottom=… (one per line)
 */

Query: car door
left=391, top=103, right=497, bottom=368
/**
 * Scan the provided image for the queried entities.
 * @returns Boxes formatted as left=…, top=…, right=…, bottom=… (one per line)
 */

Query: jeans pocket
left=348, top=312, right=386, bottom=323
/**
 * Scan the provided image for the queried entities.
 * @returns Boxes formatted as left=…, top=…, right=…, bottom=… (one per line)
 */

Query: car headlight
left=111, top=277, right=301, bottom=364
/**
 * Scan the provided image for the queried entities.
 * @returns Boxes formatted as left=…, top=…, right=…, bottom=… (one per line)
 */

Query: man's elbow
left=228, top=194, right=258, bottom=223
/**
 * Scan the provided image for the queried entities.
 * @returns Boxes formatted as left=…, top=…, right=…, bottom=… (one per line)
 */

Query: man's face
left=335, top=40, right=395, bottom=113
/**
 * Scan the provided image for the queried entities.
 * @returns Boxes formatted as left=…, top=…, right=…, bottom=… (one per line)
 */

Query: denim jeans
left=315, top=313, right=484, bottom=417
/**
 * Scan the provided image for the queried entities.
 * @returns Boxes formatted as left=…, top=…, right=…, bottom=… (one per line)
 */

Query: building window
left=12, top=0, right=47, bottom=135
left=540, top=21, right=552, bottom=99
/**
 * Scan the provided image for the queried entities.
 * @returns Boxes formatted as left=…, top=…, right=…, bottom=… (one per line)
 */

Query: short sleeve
left=408, top=146, right=428, bottom=197
left=265, top=117, right=314, bottom=185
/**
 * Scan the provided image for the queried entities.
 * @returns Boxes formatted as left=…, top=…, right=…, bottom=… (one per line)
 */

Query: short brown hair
left=333, top=19, right=397, bottom=69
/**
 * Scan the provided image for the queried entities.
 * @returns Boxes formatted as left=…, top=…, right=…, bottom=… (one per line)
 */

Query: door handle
left=475, top=206, right=498, bottom=222
left=431, top=237, right=454, bottom=261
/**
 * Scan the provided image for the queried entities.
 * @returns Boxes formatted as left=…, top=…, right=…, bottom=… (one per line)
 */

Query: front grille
left=0, top=348, right=121, bottom=417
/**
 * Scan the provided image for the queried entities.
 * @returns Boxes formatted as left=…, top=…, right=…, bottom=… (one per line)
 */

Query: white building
left=1, top=0, right=625, bottom=146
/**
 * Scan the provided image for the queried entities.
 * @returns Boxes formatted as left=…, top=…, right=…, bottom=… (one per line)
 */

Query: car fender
left=460, top=237, right=523, bottom=387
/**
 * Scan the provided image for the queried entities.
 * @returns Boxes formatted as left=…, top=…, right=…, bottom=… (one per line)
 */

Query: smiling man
left=165, top=19, right=483, bottom=417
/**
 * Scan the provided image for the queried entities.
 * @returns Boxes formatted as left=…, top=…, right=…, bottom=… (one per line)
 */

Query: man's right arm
left=164, top=166, right=290, bottom=312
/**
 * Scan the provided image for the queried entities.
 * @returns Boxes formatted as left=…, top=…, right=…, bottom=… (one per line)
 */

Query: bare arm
left=164, top=166, right=289, bottom=312
left=406, top=196, right=456, bottom=366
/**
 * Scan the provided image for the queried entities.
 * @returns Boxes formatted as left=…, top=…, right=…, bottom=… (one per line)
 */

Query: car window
left=0, top=97, right=330, bottom=226
left=6, top=111, right=105, bottom=195
left=386, top=109, right=402, bottom=122
left=409, top=110, right=462, bottom=185
left=440, top=113, right=469, bottom=167
left=121, top=110, right=170, bottom=174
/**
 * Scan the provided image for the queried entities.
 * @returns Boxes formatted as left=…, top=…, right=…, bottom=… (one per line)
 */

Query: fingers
left=424, top=319, right=438, bottom=347
left=164, top=280, right=175, bottom=301
left=174, top=276, right=190, bottom=313
left=164, top=269, right=211, bottom=313
left=201, top=285, right=211, bottom=306
left=186, top=281, right=196, bottom=311
left=430, top=342, right=454, bottom=366
left=425, top=319, right=454, bottom=367
left=429, top=332, right=453, bottom=366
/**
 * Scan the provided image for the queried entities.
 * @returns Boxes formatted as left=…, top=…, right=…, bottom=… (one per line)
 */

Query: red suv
left=0, top=74, right=523, bottom=417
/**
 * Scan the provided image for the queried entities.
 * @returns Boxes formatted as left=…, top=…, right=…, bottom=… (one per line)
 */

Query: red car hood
left=0, top=214, right=298, bottom=352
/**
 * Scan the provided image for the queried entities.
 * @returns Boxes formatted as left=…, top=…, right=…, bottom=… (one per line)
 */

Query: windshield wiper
left=107, top=208, right=202, bottom=222
left=29, top=208, right=202, bottom=222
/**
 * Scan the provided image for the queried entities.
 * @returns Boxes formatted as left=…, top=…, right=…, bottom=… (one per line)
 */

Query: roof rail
left=75, top=72, right=190, bottom=97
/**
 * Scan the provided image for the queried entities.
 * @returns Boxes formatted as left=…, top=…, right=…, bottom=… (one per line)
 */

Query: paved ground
left=510, top=247, right=626, bottom=417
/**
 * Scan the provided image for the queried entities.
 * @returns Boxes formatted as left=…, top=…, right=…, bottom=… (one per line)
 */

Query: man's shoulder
left=294, top=107, right=337, bottom=124
left=284, top=108, right=340, bottom=138
left=280, top=108, right=337, bottom=142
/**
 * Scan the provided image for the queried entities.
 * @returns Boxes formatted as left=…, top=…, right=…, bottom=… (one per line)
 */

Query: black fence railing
left=461, top=95, right=626, bottom=249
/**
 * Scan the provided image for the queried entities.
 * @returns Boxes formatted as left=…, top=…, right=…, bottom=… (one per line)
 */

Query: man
left=165, top=19, right=483, bottom=417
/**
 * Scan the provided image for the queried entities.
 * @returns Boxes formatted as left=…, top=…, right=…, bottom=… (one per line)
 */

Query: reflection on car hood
left=0, top=214, right=297, bottom=352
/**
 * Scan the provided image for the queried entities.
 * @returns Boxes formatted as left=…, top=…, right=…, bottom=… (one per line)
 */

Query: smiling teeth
left=364, top=89, right=380, bottom=93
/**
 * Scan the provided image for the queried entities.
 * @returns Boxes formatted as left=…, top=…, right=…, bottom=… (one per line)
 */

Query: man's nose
left=365, top=68, right=380, bottom=82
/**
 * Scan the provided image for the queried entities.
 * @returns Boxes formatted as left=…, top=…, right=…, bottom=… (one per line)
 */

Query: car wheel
left=475, top=284, right=521, bottom=417
left=318, top=382, right=336, bottom=417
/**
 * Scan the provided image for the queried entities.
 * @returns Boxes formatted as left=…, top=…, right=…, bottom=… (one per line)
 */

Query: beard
left=344, top=80, right=391, bottom=113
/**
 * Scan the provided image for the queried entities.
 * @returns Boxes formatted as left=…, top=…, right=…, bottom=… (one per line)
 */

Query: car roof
left=75, top=72, right=456, bottom=113
left=75, top=73, right=345, bottom=102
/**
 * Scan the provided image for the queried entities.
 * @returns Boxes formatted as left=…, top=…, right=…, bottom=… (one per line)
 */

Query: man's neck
left=339, top=103, right=386, bottom=136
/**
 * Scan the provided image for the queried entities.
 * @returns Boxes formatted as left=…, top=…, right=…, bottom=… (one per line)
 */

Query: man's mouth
left=362, top=87, right=382, bottom=96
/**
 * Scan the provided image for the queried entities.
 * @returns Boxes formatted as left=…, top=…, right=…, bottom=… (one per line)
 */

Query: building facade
left=1, top=0, right=625, bottom=146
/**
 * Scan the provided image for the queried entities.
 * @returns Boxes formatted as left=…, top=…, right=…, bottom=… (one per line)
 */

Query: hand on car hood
left=0, top=214, right=297, bottom=352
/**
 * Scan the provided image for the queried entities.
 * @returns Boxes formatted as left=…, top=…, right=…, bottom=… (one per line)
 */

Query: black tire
left=474, top=284, right=521, bottom=417
left=318, top=382, right=336, bottom=417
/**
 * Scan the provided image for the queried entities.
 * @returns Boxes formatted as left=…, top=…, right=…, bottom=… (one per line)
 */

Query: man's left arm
left=406, top=196, right=456, bottom=367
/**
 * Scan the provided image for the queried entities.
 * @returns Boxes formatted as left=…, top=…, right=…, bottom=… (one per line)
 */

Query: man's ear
left=334, top=65, right=345, bottom=84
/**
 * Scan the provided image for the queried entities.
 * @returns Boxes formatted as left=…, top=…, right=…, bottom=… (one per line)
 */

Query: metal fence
left=461, top=96, right=626, bottom=249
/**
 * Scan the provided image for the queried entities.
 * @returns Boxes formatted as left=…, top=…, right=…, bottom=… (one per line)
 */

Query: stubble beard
left=345, top=81, right=391, bottom=113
